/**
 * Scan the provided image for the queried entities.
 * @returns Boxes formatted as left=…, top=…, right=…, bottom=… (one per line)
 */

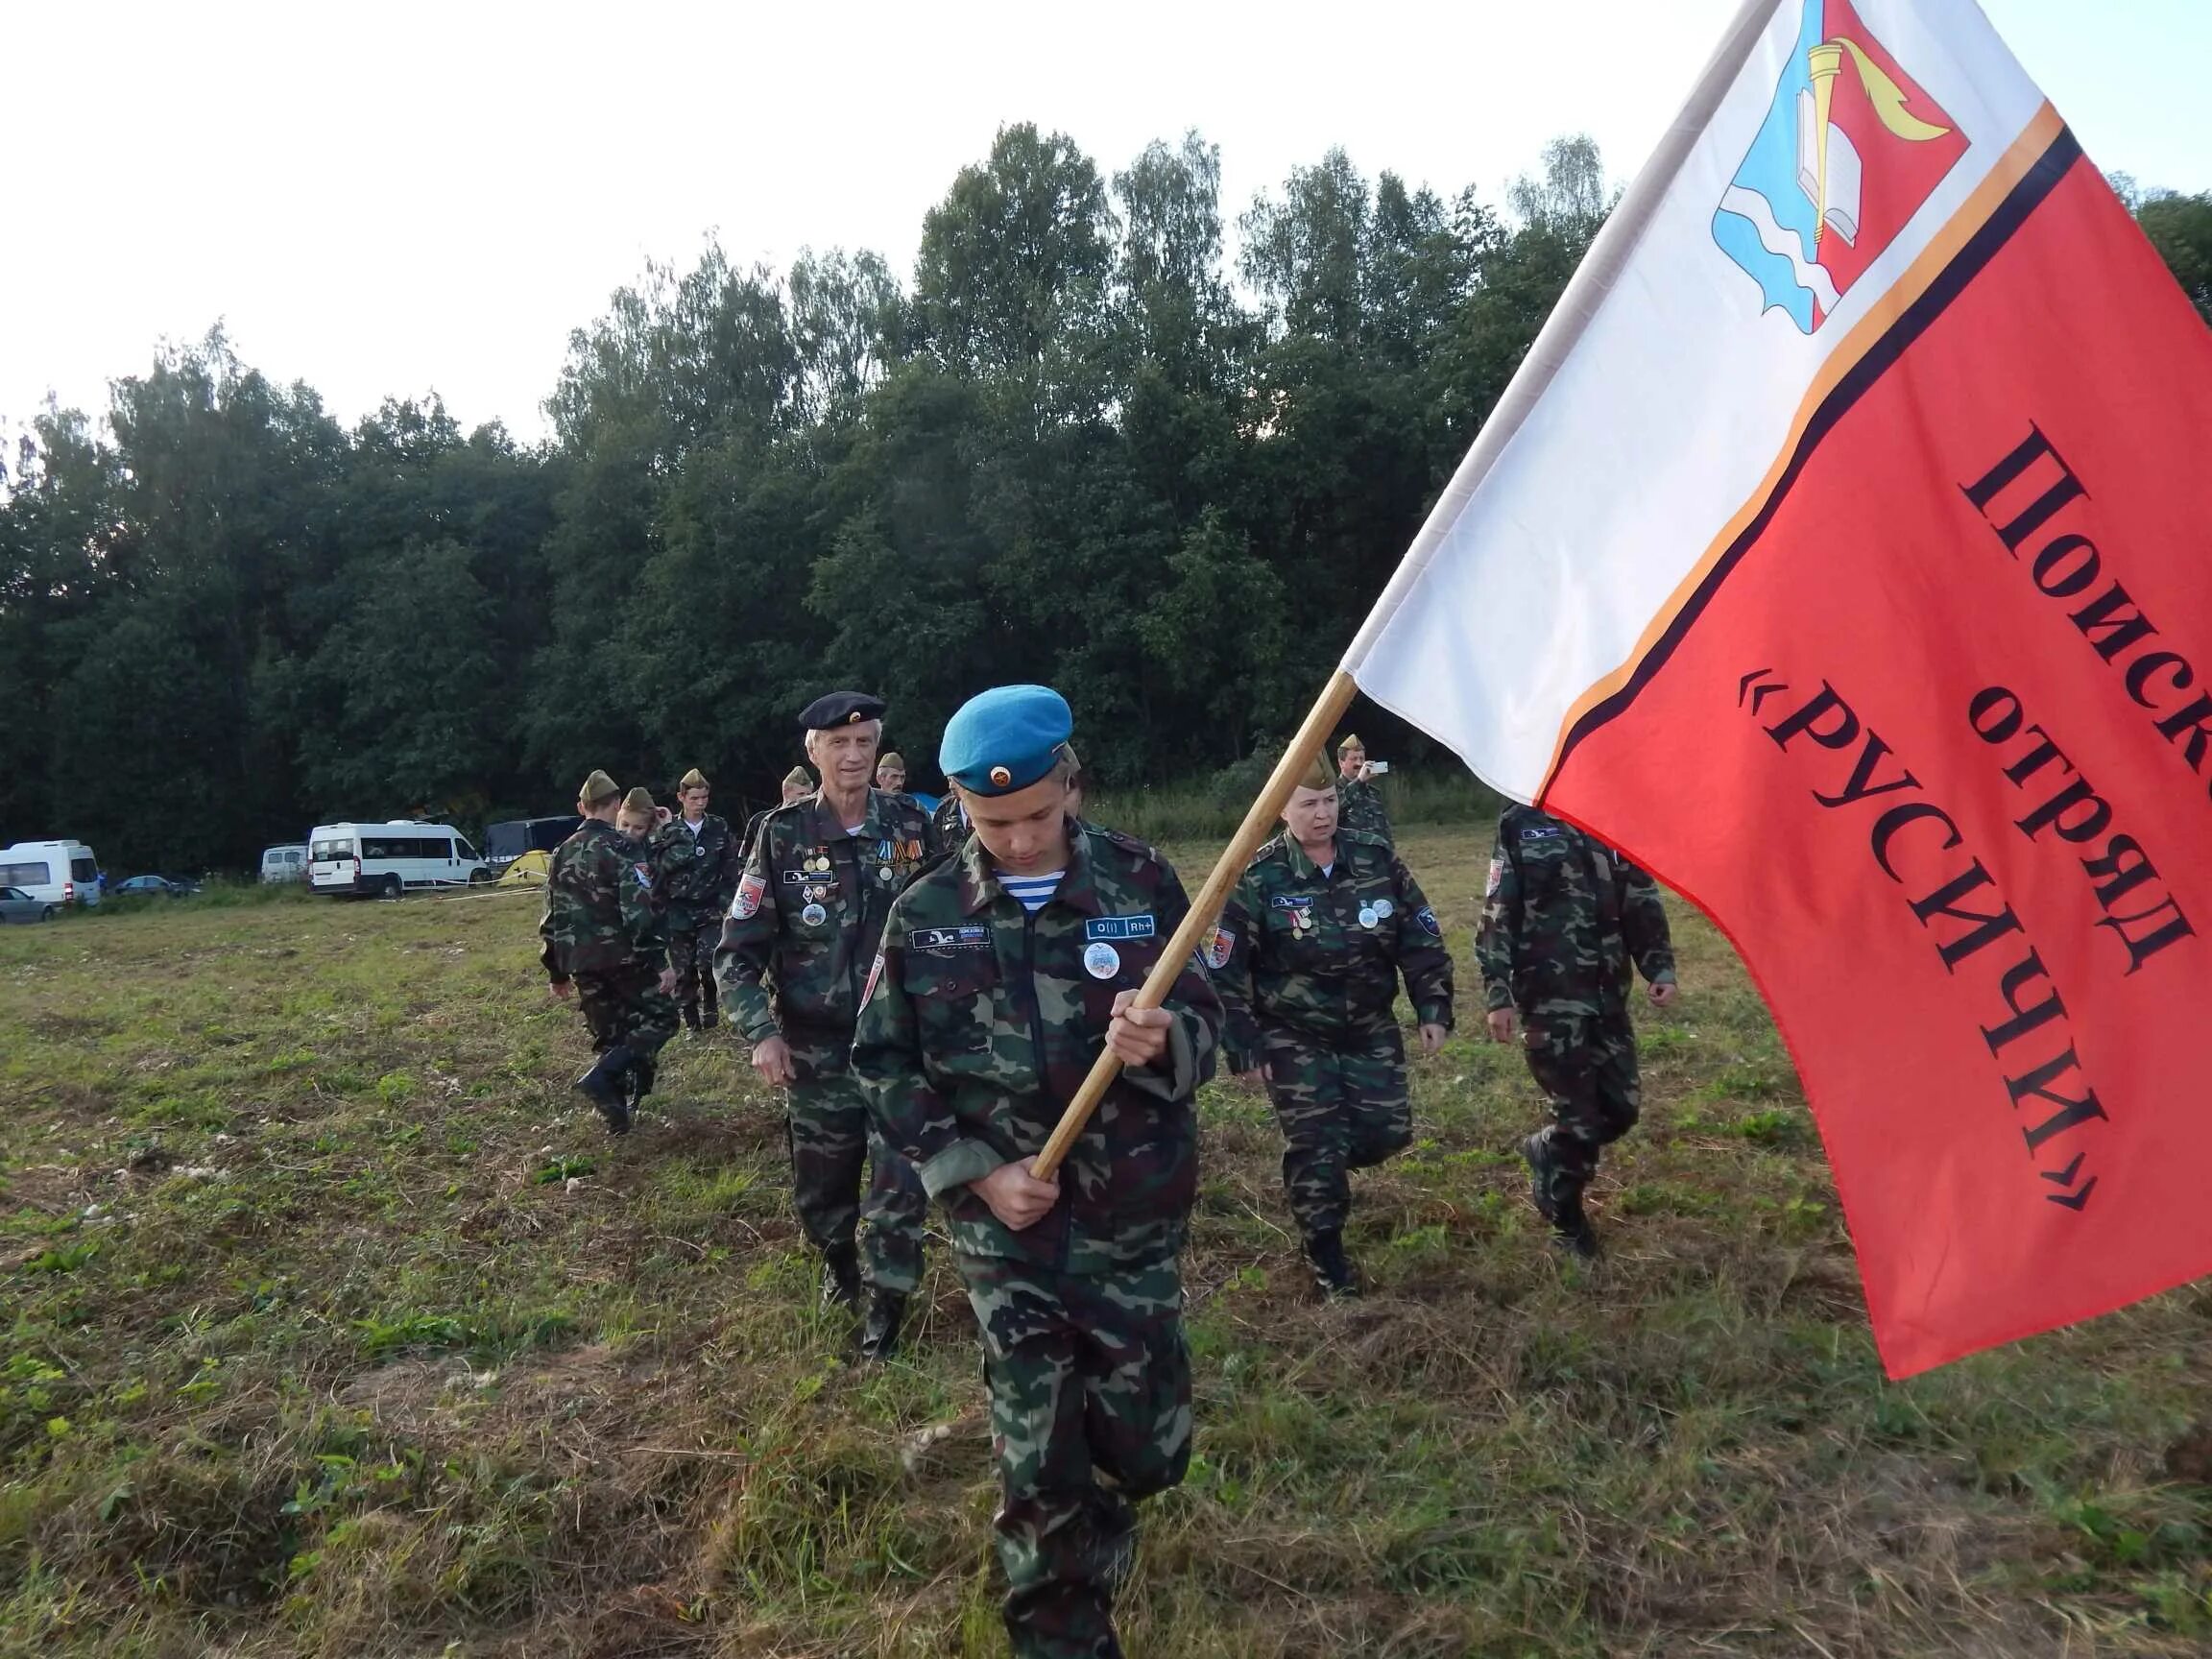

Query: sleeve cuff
left=1483, top=983, right=1515, bottom=1013
left=1119, top=1017, right=1197, bottom=1103
left=918, top=1138, right=1007, bottom=1199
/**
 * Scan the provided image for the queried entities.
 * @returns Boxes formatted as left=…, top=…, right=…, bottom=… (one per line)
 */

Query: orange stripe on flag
left=1536, top=101, right=2069, bottom=802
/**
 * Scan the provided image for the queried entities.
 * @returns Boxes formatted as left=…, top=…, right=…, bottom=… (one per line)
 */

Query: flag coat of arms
left=1345, top=0, right=2212, bottom=1375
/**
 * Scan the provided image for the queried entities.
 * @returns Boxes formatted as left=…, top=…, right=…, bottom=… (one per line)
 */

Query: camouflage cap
left=579, top=769, right=619, bottom=805
left=679, top=767, right=709, bottom=790
left=781, top=765, right=814, bottom=792
left=1335, top=733, right=1364, bottom=753
left=620, top=786, right=656, bottom=816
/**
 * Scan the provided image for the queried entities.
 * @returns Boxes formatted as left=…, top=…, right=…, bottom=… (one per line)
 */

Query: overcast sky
left=6, top=0, right=2204, bottom=442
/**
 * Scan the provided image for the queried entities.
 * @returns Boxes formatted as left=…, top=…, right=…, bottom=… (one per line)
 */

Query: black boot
left=701, top=1007, right=719, bottom=1030
left=574, top=1046, right=634, bottom=1136
left=1302, top=1229, right=1360, bottom=1300
left=821, top=1242, right=862, bottom=1312
left=1524, top=1130, right=1599, bottom=1260
left=624, top=1053, right=659, bottom=1115
left=682, top=1006, right=702, bottom=1034
left=857, top=1290, right=907, bottom=1362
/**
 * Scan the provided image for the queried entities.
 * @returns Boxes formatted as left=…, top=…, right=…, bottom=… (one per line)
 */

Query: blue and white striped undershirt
left=997, top=869, right=1064, bottom=914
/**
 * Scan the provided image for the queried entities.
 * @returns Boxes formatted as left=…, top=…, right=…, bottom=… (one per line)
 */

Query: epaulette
left=1093, top=823, right=1168, bottom=871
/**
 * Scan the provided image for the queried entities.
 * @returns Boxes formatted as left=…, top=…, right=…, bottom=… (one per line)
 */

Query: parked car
left=308, top=822, right=491, bottom=897
left=0, top=841, right=102, bottom=909
left=259, top=843, right=309, bottom=883
left=112, top=875, right=203, bottom=899
left=0, top=885, right=57, bottom=924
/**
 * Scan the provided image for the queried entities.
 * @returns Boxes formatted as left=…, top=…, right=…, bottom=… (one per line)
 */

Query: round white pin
left=1373, top=899, right=1394, bottom=919
left=1358, top=906, right=1379, bottom=929
left=802, top=903, right=828, bottom=926
left=1083, top=941, right=1120, bottom=979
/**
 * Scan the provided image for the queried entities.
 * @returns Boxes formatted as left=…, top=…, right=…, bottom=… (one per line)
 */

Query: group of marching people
left=535, top=683, right=1678, bottom=1659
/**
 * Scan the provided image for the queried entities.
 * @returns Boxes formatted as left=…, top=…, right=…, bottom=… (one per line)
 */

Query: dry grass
left=0, top=827, right=2206, bottom=1657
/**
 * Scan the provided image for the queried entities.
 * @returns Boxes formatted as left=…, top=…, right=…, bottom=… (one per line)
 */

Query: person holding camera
left=1334, top=733, right=1394, bottom=845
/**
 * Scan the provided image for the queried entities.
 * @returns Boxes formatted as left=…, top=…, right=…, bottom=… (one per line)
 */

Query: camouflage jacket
left=538, top=820, right=667, bottom=983
left=1475, top=805, right=1675, bottom=1017
left=1337, top=775, right=1392, bottom=843
left=1213, top=829, right=1453, bottom=1064
left=715, top=789, right=940, bottom=1045
left=851, top=822, right=1222, bottom=1271
left=659, top=811, right=741, bottom=926
left=928, top=793, right=965, bottom=852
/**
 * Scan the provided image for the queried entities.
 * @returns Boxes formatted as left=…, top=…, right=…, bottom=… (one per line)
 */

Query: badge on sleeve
left=862, top=950, right=885, bottom=1007
left=1083, top=941, right=1121, bottom=980
left=732, top=872, right=765, bottom=920
left=1417, top=906, right=1442, bottom=937
left=1202, top=926, right=1236, bottom=971
left=632, top=863, right=654, bottom=891
left=1484, top=856, right=1503, bottom=898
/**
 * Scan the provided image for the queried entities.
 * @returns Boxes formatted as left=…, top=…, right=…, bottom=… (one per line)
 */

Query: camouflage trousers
left=785, top=1032, right=926, bottom=1294
left=959, top=1251, right=1192, bottom=1659
left=573, top=966, right=677, bottom=1059
left=1258, top=1022, right=1411, bottom=1236
left=1521, top=1009, right=1642, bottom=1194
left=666, top=918, right=720, bottom=1023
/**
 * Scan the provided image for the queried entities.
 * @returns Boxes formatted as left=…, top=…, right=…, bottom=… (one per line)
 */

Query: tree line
left=3, top=129, right=2204, bottom=877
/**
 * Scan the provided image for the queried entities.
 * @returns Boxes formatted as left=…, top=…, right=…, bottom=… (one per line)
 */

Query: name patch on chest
left=1085, top=915, right=1155, bottom=941
left=911, top=925, right=993, bottom=952
left=1519, top=823, right=1566, bottom=843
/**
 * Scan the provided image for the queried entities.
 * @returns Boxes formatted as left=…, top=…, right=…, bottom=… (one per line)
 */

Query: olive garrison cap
left=1335, top=733, right=1364, bottom=753
left=579, top=769, right=619, bottom=805
left=1293, top=752, right=1337, bottom=794
left=620, top=786, right=656, bottom=816
left=798, top=690, right=887, bottom=732
left=679, top=767, right=709, bottom=790
left=878, top=752, right=905, bottom=771
left=781, top=765, right=815, bottom=792
left=941, top=685, right=1073, bottom=797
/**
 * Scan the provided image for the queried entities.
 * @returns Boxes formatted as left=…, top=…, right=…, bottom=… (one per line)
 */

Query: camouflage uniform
left=662, top=811, right=741, bottom=1027
left=1476, top=805, right=1674, bottom=1207
left=1214, top=829, right=1453, bottom=1237
left=853, top=823, right=1221, bottom=1659
left=539, top=820, right=677, bottom=1060
left=929, top=792, right=966, bottom=854
left=1335, top=774, right=1393, bottom=844
left=715, top=789, right=938, bottom=1294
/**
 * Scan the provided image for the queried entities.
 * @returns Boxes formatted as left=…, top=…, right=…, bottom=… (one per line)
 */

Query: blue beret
left=798, top=690, right=886, bottom=732
left=941, top=685, right=1073, bottom=796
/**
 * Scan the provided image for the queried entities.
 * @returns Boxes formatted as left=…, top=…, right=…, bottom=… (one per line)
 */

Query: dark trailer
left=484, top=815, right=581, bottom=873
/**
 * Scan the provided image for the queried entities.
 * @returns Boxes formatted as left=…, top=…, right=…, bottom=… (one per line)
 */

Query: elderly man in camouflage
left=1334, top=733, right=1393, bottom=844
left=541, top=769, right=679, bottom=1136
left=1477, top=802, right=1679, bottom=1259
left=716, top=693, right=937, bottom=1361
left=1214, top=752, right=1453, bottom=1297
left=854, top=685, right=1220, bottom=1659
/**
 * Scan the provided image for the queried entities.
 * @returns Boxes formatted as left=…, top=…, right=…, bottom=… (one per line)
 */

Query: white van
left=307, top=822, right=490, bottom=898
left=0, top=841, right=103, bottom=909
left=259, top=844, right=309, bottom=884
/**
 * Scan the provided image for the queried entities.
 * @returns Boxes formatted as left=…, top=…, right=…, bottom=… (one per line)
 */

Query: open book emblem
left=1713, top=0, right=1968, bottom=332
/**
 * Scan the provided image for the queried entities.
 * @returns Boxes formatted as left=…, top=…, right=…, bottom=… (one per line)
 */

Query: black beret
left=797, top=690, right=887, bottom=732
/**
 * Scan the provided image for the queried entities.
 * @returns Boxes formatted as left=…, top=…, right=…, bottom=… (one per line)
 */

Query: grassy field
left=2, top=828, right=2207, bottom=1658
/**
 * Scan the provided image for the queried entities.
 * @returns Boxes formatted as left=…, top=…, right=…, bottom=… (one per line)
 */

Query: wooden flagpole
left=1031, top=669, right=1359, bottom=1178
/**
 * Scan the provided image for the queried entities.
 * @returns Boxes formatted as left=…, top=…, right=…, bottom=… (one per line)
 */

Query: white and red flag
left=1345, top=0, right=2212, bottom=1376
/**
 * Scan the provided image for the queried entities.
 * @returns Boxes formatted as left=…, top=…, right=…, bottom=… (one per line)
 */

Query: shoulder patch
left=1484, top=856, right=1503, bottom=899
left=1417, top=905, right=1442, bottom=937
left=731, top=872, right=766, bottom=920
left=861, top=951, right=885, bottom=1008
left=1202, top=925, right=1236, bottom=971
